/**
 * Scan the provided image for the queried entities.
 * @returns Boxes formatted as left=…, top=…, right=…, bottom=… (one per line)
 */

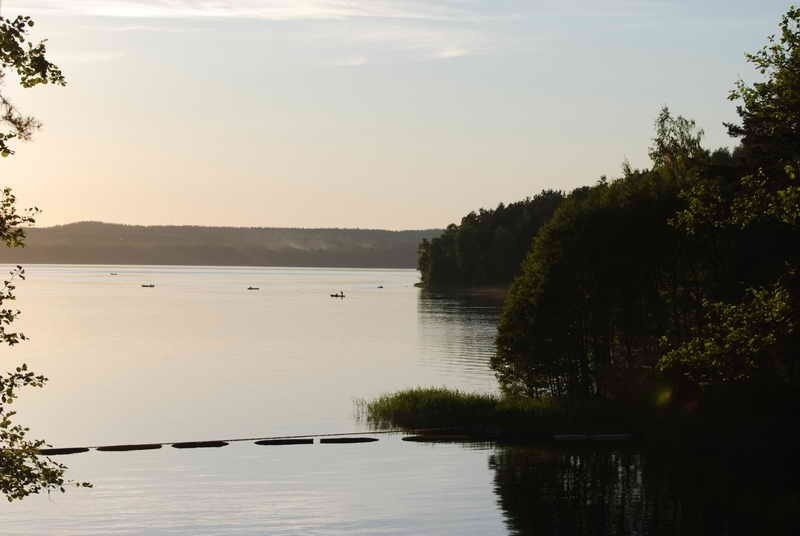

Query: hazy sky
left=0, top=1, right=793, bottom=229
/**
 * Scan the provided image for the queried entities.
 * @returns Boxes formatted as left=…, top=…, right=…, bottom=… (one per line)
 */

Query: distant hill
left=0, top=222, right=441, bottom=268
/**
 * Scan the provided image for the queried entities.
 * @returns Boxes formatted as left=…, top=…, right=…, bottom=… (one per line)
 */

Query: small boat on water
left=141, top=284, right=155, bottom=288
left=330, top=291, right=345, bottom=298
left=110, top=272, right=119, bottom=276
left=247, top=286, right=259, bottom=290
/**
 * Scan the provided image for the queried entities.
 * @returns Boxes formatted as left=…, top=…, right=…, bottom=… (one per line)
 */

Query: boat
left=109, top=272, right=119, bottom=276
left=141, top=284, right=155, bottom=288
left=330, top=291, right=345, bottom=298
left=247, top=286, right=259, bottom=290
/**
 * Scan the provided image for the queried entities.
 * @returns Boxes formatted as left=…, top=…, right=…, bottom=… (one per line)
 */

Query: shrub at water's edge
left=364, top=388, right=503, bottom=429
left=361, top=388, right=647, bottom=438
left=361, top=385, right=800, bottom=447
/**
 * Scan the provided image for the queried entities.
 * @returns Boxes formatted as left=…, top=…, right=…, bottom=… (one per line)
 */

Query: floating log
left=319, top=437, right=378, bottom=444
left=255, top=438, right=314, bottom=446
left=97, top=443, right=162, bottom=452
left=37, top=447, right=89, bottom=456
left=171, top=441, right=229, bottom=449
left=401, top=435, right=472, bottom=443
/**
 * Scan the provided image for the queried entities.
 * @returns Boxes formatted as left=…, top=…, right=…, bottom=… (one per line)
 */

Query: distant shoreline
left=0, top=262, right=420, bottom=271
left=0, top=221, right=441, bottom=269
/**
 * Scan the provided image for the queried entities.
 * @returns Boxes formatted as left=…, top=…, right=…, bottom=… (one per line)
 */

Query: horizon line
left=29, top=220, right=443, bottom=233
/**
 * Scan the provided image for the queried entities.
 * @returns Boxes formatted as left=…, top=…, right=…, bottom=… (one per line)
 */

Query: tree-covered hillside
left=417, top=191, right=564, bottom=287
left=0, top=222, right=440, bottom=268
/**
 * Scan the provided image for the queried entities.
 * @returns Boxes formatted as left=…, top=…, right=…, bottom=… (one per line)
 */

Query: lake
left=2, top=266, right=795, bottom=534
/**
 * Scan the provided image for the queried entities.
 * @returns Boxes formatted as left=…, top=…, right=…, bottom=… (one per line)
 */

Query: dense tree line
left=417, top=191, right=564, bottom=287
left=0, top=222, right=440, bottom=268
left=493, top=7, right=800, bottom=401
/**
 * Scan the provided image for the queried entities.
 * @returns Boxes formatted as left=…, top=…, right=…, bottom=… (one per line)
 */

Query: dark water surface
left=3, top=266, right=796, bottom=534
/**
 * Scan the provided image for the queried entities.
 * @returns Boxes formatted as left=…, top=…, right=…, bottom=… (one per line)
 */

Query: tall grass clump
left=361, top=387, right=558, bottom=433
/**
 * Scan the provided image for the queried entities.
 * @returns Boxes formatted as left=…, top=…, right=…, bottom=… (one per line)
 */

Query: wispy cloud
left=53, top=50, right=125, bottom=64
left=343, top=25, right=486, bottom=61
left=6, top=1, right=473, bottom=21
left=6, top=1, right=673, bottom=66
left=8, top=1, right=489, bottom=63
left=333, top=55, right=369, bottom=67
left=434, top=47, right=470, bottom=59
left=6, top=1, right=674, bottom=22
left=94, top=23, right=198, bottom=33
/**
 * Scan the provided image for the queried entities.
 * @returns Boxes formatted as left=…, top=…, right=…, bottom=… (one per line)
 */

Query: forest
left=0, top=222, right=439, bottom=268
left=416, top=191, right=564, bottom=286
left=420, top=8, right=800, bottom=405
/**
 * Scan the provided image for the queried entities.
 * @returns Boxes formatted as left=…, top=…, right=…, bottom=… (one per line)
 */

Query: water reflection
left=490, top=445, right=800, bottom=535
left=10, top=267, right=796, bottom=534
left=417, top=288, right=505, bottom=393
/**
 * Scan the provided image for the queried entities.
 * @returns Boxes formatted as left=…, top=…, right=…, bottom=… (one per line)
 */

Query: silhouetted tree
left=494, top=162, right=696, bottom=399
left=0, top=14, right=88, bottom=501
left=661, top=7, right=800, bottom=386
left=417, top=191, right=564, bottom=287
left=0, top=15, right=64, bottom=157
left=495, top=6, right=800, bottom=400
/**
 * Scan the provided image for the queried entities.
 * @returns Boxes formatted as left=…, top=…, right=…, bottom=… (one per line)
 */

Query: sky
left=0, top=0, right=794, bottom=229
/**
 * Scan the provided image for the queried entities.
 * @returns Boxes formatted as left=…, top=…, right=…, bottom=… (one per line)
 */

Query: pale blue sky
left=0, top=1, right=793, bottom=229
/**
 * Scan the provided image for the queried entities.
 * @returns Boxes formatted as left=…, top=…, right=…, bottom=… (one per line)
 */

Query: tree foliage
left=0, top=15, right=64, bottom=158
left=0, top=15, right=88, bottom=501
left=417, top=191, right=564, bottom=287
left=494, top=165, right=701, bottom=398
left=659, top=284, right=794, bottom=385
left=494, top=6, right=800, bottom=399
left=660, top=7, right=800, bottom=386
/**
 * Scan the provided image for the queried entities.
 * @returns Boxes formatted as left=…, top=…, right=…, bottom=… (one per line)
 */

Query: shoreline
left=363, top=387, right=800, bottom=451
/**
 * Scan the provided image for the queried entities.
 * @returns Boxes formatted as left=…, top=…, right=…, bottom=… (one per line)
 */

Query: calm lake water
left=2, top=266, right=796, bottom=534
